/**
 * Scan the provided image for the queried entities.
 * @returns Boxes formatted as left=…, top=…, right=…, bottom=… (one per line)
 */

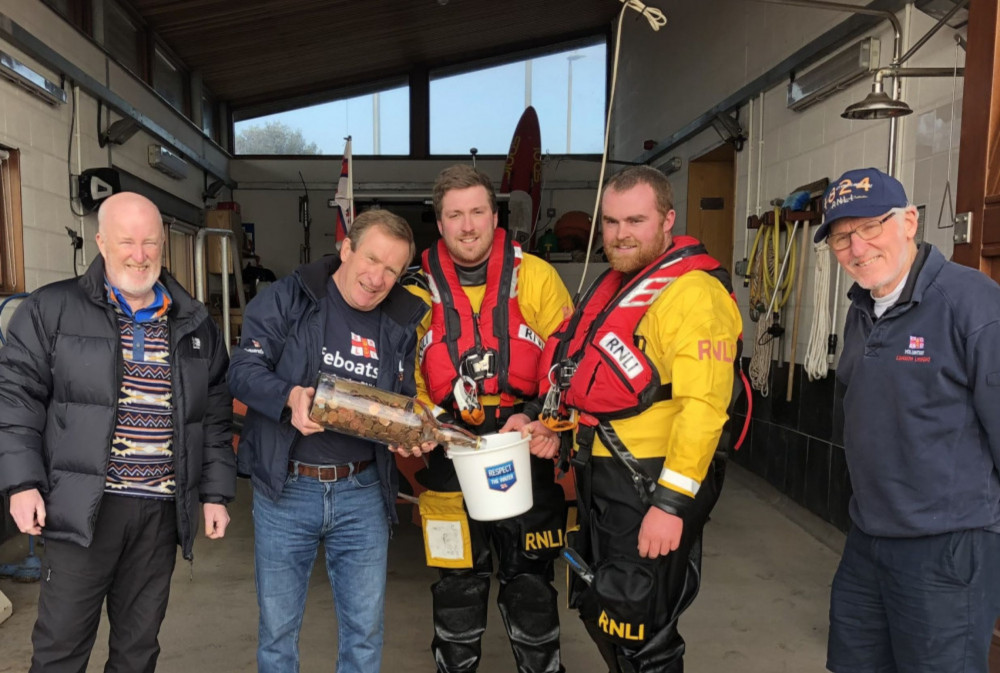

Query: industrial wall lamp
left=710, top=112, right=747, bottom=151
left=837, top=0, right=968, bottom=173
left=842, top=66, right=965, bottom=120
left=99, top=117, right=141, bottom=147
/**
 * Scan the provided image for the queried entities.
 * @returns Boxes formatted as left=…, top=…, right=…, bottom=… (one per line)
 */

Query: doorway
left=685, top=144, right=736, bottom=273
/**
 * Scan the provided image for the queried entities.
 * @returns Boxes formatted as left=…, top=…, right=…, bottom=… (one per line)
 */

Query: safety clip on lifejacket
left=453, top=375, right=485, bottom=426
left=540, top=362, right=579, bottom=432
left=460, top=349, right=496, bottom=382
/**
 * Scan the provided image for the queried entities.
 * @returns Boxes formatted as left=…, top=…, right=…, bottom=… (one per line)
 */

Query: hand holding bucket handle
left=500, top=413, right=560, bottom=459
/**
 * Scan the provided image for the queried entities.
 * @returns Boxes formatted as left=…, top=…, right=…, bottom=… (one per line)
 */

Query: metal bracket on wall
left=953, top=212, right=972, bottom=244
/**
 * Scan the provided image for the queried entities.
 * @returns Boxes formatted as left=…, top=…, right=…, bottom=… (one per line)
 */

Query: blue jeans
left=253, top=463, right=390, bottom=673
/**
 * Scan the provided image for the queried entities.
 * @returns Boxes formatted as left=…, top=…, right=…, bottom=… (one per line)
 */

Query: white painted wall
left=0, top=0, right=228, bottom=334
left=611, top=3, right=966, bottom=371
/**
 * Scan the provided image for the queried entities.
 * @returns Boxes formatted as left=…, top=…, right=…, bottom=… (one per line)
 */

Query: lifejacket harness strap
left=426, top=244, right=466, bottom=379
left=571, top=418, right=655, bottom=506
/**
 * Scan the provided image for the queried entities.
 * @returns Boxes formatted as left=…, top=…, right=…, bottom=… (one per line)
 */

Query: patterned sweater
left=104, top=281, right=175, bottom=499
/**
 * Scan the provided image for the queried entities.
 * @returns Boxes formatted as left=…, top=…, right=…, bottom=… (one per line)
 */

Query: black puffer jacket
left=0, top=256, right=236, bottom=559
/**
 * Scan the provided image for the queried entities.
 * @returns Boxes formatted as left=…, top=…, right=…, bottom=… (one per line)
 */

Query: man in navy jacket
left=229, top=209, right=426, bottom=673
left=819, top=168, right=1000, bottom=673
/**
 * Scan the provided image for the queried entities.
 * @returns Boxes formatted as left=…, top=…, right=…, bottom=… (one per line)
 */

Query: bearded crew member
left=395, top=165, right=573, bottom=673
left=511, top=166, right=744, bottom=673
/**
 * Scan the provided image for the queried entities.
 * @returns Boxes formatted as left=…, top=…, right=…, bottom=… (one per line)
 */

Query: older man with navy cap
left=820, top=167, right=1000, bottom=673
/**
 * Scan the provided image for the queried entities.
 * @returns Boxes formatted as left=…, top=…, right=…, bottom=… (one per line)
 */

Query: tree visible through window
left=235, top=121, right=321, bottom=155
left=233, top=84, right=409, bottom=156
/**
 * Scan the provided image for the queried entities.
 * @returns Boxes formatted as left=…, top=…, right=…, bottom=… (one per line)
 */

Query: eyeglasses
left=827, top=212, right=895, bottom=251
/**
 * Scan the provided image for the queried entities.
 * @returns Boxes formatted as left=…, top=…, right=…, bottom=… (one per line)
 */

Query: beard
left=111, top=267, right=160, bottom=300
left=606, top=231, right=668, bottom=274
left=843, top=228, right=914, bottom=298
left=445, top=236, right=492, bottom=267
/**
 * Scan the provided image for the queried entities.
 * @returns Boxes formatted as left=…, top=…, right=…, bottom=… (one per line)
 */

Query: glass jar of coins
left=309, top=373, right=480, bottom=450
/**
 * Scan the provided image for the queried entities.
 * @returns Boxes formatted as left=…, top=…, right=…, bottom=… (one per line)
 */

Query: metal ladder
left=193, top=228, right=247, bottom=353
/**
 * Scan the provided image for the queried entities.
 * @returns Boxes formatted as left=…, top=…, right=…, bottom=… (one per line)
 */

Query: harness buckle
left=460, top=350, right=496, bottom=382
left=453, top=375, right=485, bottom=426
left=553, top=359, right=578, bottom=389
left=540, top=364, right=579, bottom=432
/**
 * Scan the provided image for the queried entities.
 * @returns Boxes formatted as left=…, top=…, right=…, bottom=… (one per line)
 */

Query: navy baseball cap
left=814, top=168, right=908, bottom=243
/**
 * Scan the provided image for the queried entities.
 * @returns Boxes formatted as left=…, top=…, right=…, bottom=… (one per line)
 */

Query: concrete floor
left=0, top=464, right=843, bottom=672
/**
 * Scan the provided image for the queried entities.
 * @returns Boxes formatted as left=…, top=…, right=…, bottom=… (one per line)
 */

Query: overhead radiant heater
left=787, top=37, right=880, bottom=112
left=0, top=49, right=66, bottom=106
left=148, top=144, right=189, bottom=180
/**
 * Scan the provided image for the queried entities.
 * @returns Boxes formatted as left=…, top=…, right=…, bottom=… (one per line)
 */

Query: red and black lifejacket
left=421, top=228, right=545, bottom=406
left=539, top=236, right=748, bottom=434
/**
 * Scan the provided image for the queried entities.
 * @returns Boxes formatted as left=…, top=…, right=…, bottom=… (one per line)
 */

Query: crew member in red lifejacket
left=506, top=166, right=745, bottom=673
left=394, top=165, right=573, bottom=673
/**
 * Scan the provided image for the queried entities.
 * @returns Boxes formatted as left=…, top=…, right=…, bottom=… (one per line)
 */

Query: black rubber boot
left=497, top=573, right=562, bottom=672
left=619, top=617, right=686, bottom=673
left=431, top=573, right=490, bottom=673
left=582, top=614, right=626, bottom=673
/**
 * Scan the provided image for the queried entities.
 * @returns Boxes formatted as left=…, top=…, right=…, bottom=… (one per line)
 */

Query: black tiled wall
left=731, top=359, right=852, bottom=532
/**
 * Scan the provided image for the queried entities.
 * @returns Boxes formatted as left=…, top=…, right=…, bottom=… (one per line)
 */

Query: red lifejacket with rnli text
left=538, top=236, right=733, bottom=421
left=421, top=228, right=545, bottom=406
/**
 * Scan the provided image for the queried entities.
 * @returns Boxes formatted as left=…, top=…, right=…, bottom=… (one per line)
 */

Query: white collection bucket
left=447, top=432, right=533, bottom=521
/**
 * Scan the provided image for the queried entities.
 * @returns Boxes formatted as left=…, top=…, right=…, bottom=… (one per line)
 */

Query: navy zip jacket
left=838, top=243, right=1000, bottom=537
left=228, top=256, right=425, bottom=524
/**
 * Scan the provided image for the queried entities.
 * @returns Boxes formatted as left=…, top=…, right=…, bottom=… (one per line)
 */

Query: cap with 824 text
left=815, top=167, right=908, bottom=243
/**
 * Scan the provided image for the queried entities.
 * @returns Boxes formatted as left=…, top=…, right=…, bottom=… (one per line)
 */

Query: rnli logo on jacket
left=598, top=611, right=645, bottom=641
left=350, top=333, right=379, bottom=360
left=897, top=334, right=930, bottom=363
left=598, top=332, right=644, bottom=379
left=697, top=340, right=735, bottom=362
left=191, top=337, right=201, bottom=351
left=485, top=460, right=517, bottom=491
left=517, top=324, right=544, bottom=350
left=244, top=339, right=265, bottom=355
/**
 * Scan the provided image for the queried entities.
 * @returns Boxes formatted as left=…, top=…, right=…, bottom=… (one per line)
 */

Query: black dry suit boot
left=497, top=572, right=562, bottom=672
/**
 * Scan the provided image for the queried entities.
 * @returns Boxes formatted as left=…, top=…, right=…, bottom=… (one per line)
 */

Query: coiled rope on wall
left=747, top=208, right=799, bottom=396
left=803, top=240, right=831, bottom=380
